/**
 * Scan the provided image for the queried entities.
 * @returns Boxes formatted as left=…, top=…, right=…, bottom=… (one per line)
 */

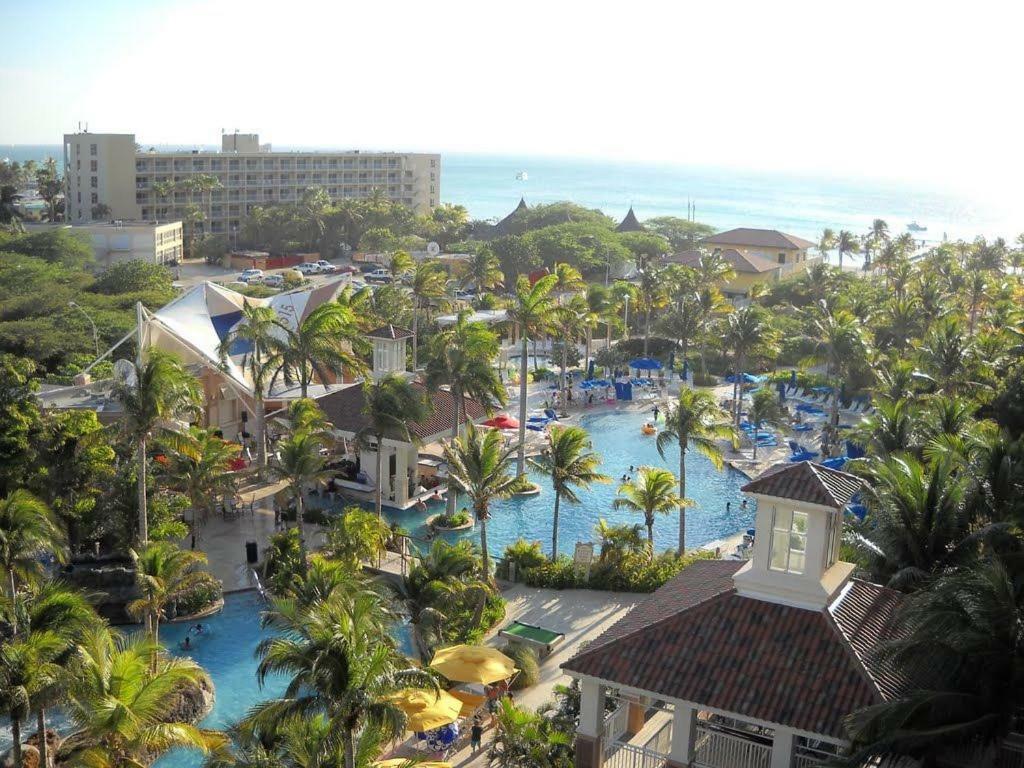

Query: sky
left=2, top=0, right=1021, bottom=197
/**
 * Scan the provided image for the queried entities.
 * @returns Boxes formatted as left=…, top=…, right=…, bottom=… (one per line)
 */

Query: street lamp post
left=69, top=301, right=100, bottom=358
left=622, top=295, right=630, bottom=341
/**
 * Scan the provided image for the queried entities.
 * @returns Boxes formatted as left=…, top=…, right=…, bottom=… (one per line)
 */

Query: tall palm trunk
left=752, top=421, right=759, bottom=460
left=10, top=716, right=22, bottom=768
left=516, top=335, right=529, bottom=476
left=678, top=443, right=687, bottom=554
left=532, top=338, right=540, bottom=372
left=448, top=389, right=461, bottom=515
left=560, top=341, right=568, bottom=403
left=551, top=492, right=561, bottom=560
left=343, top=731, right=355, bottom=768
left=37, top=709, right=48, bottom=768
left=646, top=517, right=655, bottom=552
left=584, top=327, right=592, bottom=378
left=478, top=504, right=490, bottom=579
left=254, top=396, right=267, bottom=472
left=7, top=570, right=17, bottom=635
left=644, top=306, right=651, bottom=354
left=137, top=438, right=149, bottom=543
left=412, top=299, right=420, bottom=370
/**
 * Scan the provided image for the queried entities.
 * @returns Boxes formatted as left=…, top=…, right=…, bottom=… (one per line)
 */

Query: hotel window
left=769, top=508, right=808, bottom=575
left=90, top=176, right=98, bottom=188
left=778, top=253, right=785, bottom=264
left=824, top=510, right=841, bottom=569
left=91, top=193, right=98, bottom=204
left=90, top=143, right=97, bottom=155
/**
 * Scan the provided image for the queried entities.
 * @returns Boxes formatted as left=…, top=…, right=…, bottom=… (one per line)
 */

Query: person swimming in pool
left=182, top=636, right=192, bottom=650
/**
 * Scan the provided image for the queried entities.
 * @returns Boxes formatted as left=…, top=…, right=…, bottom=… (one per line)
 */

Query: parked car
left=365, top=268, right=393, bottom=283
left=315, top=260, right=337, bottom=273
left=336, top=264, right=359, bottom=274
left=454, top=289, right=475, bottom=301
left=296, top=262, right=321, bottom=275
left=239, top=268, right=264, bottom=283
left=262, top=274, right=285, bottom=288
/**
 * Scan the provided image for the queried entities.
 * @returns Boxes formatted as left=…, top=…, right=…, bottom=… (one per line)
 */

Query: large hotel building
left=63, top=131, right=440, bottom=240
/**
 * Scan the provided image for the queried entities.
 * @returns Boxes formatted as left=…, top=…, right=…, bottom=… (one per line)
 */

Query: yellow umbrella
left=429, top=645, right=517, bottom=684
left=374, top=761, right=453, bottom=768
left=387, top=689, right=463, bottom=731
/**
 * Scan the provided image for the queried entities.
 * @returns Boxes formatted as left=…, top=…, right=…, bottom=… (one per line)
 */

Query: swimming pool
left=155, top=592, right=415, bottom=768
left=387, top=407, right=754, bottom=557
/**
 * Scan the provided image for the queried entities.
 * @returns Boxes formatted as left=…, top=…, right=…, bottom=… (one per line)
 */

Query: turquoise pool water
left=385, top=407, right=754, bottom=556
left=155, top=592, right=415, bottom=768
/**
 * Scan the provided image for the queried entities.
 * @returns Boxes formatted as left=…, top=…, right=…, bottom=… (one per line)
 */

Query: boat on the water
left=907, top=221, right=927, bottom=232
left=515, top=171, right=528, bottom=181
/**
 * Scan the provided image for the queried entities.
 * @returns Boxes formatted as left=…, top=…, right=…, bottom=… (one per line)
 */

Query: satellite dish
left=426, top=242, right=441, bottom=257
left=113, top=359, right=138, bottom=389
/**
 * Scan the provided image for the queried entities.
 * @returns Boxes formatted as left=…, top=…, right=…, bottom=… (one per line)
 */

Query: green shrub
left=433, top=509, right=471, bottom=528
left=522, top=556, right=583, bottom=589
left=499, top=539, right=548, bottom=579
left=507, top=644, right=540, bottom=690
left=176, top=579, right=223, bottom=615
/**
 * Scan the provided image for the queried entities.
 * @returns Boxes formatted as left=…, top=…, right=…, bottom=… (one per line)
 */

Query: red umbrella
left=483, top=414, right=520, bottom=430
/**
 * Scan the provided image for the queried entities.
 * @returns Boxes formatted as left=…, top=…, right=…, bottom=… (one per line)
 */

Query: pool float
left=641, top=423, right=657, bottom=435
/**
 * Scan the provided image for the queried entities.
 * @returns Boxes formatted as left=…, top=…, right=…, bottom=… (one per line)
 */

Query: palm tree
left=357, top=375, right=429, bottom=519
left=152, top=180, right=175, bottom=220
left=219, top=302, right=278, bottom=472
left=851, top=455, right=973, bottom=591
left=3, top=581, right=99, bottom=768
left=64, top=625, right=224, bottom=768
left=919, top=316, right=974, bottom=394
left=462, top=247, right=504, bottom=293
left=529, top=425, right=609, bottom=560
left=268, top=432, right=332, bottom=568
left=388, top=249, right=415, bottom=278
left=746, top=388, right=787, bottom=460
left=248, top=593, right=435, bottom=768
left=115, top=350, right=201, bottom=544
left=843, top=559, right=1023, bottom=766
left=0, top=628, right=62, bottom=768
left=803, top=302, right=868, bottom=450
left=614, top=467, right=687, bottom=555
left=408, top=260, right=448, bottom=370
left=864, top=218, right=889, bottom=270
left=636, top=263, right=666, bottom=355
left=835, top=229, right=861, bottom=270
left=722, top=306, right=775, bottom=427
left=127, top=541, right=218, bottom=649
left=817, top=228, right=837, bottom=263
left=552, top=295, right=588, bottom=394
left=0, top=490, right=66, bottom=633
left=584, top=284, right=612, bottom=375
left=159, top=426, right=241, bottom=536
left=266, top=303, right=368, bottom=398
left=656, top=388, right=734, bottom=553
left=324, top=510, right=390, bottom=572
left=442, top=422, right=520, bottom=579
left=505, top=274, right=559, bottom=476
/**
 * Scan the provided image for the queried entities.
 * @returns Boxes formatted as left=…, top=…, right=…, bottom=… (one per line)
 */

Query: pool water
left=155, top=592, right=415, bottom=768
left=386, top=408, right=755, bottom=557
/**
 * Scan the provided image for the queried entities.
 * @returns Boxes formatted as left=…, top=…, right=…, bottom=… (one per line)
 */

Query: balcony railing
left=604, top=741, right=669, bottom=768
left=693, top=724, right=771, bottom=768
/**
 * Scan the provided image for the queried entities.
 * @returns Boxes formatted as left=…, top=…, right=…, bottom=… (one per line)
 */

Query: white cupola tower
left=732, top=461, right=865, bottom=611
left=365, top=325, right=413, bottom=380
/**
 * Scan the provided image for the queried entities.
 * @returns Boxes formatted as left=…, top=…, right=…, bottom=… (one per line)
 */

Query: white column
left=394, top=444, right=410, bottom=506
left=770, top=727, right=795, bottom=768
left=578, top=679, right=606, bottom=739
left=669, top=703, right=698, bottom=765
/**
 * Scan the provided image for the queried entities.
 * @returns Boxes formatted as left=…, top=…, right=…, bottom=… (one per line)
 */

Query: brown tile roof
left=668, top=247, right=779, bottom=274
left=562, top=564, right=904, bottom=739
left=314, top=382, right=488, bottom=441
left=829, top=580, right=906, bottom=701
left=702, top=227, right=816, bottom=251
left=365, top=324, right=413, bottom=340
left=741, top=461, right=864, bottom=508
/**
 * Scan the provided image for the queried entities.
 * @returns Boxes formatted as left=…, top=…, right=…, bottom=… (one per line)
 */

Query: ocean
left=4, top=144, right=1016, bottom=264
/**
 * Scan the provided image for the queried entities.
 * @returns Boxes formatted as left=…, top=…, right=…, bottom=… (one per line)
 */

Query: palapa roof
left=702, top=227, right=816, bottom=251
left=669, top=247, right=779, bottom=274
left=314, top=382, right=488, bottom=441
left=616, top=206, right=645, bottom=232
left=493, top=197, right=529, bottom=236
left=741, top=461, right=865, bottom=508
left=562, top=559, right=905, bottom=739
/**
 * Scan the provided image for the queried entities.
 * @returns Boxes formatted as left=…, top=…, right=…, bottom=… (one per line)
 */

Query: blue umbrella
left=629, top=357, right=663, bottom=371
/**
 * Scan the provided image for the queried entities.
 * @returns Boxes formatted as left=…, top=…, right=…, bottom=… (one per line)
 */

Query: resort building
left=616, top=206, right=645, bottom=232
left=314, top=325, right=489, bottom=509
left=700, top=228, right=816, bottom=268
left=26, top=220, right=183, bottom=266
left=563, top=461, right=905, bottom=768
left=62, top=131, right=441, bottom=237
left=665, top=247, right=786, bottom=300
